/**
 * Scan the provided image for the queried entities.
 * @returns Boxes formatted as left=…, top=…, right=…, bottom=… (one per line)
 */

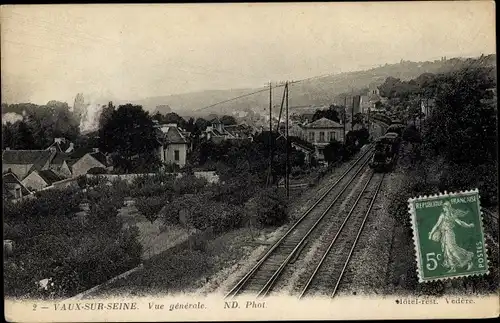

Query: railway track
left=298, top=172, right=385, bottom=299
left=225, top=145, right=374, bottom=298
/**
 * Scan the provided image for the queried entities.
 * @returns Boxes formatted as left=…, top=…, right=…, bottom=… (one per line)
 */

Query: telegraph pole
left=343, top=96, right=347, bottom=144
left=351, top=93, right=354, bottom=132
left=285, top=81, right=290, bottom=198
left=419, top=97, right=422, bottom=135
left=367, top=104, right=371, bottom=139
left=266, top=82, right=273, bottom=187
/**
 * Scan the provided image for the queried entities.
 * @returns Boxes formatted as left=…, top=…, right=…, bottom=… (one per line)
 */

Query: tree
left=355, top=128, right=370, bottom=146
left=164, top=112, right=187, bottom=129
left=220, top=115, right=237, bottom=125
left=135, top=196, right=166, bottom=223
left=422, top=66, right=496, bottom=165
left=13, top=121, right=36, bottom=149
left=2, top=102, right=80, bottom=150
left=323, top=139, right=344, bottom=164
left=98, top=104, right=161, bottom=173
left=402, top=125, right=422, bottom=144
left=2, top=122, right=15, bottom=149
left=352, top=113, right=364, bottom=126
left=312, top=106, right=340, bottom=123
left=254, top=188, right=288, bottom=227
left=98, top=101, right=115, bottom=130
left=195, top=118, right=210, bottom=132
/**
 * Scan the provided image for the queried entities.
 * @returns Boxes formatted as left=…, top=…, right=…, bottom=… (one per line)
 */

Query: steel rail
left=224, top=145, right=374, bottom=299
left=298, top=171, right=375, bottom=299
left=256, top=158, right=372, bottom=297
left=330, top=173, right=385, bottom=298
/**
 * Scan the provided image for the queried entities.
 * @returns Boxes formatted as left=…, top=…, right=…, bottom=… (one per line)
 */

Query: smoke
left=79, top=102, right=104, bottom=133
left=2, top=112, right=23, bottom=125
left=73, top=93, right=105, bottom=133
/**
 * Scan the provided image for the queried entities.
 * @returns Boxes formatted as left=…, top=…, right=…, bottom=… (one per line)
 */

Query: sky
left=1, top=2, right=496, bottom=105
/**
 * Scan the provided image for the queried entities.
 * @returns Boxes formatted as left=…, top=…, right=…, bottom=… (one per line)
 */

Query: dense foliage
left=98, top=104, right=162, bottom=173
left=191, top=131, right=305, bottom=185
left=385, top=59, right=498, bottom=295
left=3, top=186, right=142, bottom=299
left=312, top=105, right=341, bottom=123
left=2, top=101, right=80, bottom=150
left=382, top=58, right=497, bottom=206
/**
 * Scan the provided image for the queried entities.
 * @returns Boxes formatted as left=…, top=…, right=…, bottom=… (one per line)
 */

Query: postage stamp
left=408, top=189, right=489, bottom=283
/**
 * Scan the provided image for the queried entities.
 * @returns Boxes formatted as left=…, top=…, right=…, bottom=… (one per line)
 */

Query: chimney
left=92, top=148, right=99, bottom=153
left=5, top=147, right=10, bottom=150
left=65, top=143, right=74, bottom=153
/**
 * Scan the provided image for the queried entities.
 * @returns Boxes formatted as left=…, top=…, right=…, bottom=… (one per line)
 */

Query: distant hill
left=124, top=54, right=495, bottom=118
left=4, top=54, right=495, bottom=121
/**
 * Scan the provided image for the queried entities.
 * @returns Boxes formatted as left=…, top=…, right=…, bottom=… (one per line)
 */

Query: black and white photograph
left=2, top=2, right=498, bottom=321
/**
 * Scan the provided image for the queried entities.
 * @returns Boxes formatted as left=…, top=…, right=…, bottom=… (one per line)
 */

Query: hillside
left=124, top=54, right=496, bottom=118
left=3, top=54, right=495, bottom=120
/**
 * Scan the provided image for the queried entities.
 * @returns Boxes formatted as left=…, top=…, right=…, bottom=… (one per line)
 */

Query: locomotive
left=369, top=132, right=401, bottom=172
left=385, top=122, right=406, bottom=137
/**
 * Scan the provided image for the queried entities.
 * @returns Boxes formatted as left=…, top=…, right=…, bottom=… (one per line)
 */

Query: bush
left=3, top=185, right=142, bottom=299
left=85, top=175, right=106, bottom=187
left=291, top=166, right=304, bottom=177
left=388, top=178, right=437, bottom=229
left=186, top=200, right=243, bottom=234
left=135, top=195, right=169, bottom=223
left=438, top=162, right=497, bottom=206
left=163, top=162, right=181, bottom=173
left=87, top=167, right=108, bottom=175
left=255, top=188, right=288, bottom=227
left=173, top=174, right=208, bottom=195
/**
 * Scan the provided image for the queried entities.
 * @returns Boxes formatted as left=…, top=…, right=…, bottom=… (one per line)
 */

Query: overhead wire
left=195, top=71, right=339, bottom=111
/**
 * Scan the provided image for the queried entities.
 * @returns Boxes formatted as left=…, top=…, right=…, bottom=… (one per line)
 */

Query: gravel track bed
left=274, top=168, right=372, bottom=296
left=307, top=173, right=383, bottom=298
left=338, top=173, right=396, bottom=296
left=197, top=148, right=373, bottom=295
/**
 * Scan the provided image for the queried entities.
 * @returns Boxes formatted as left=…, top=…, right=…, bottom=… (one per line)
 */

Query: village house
left=48, top=152, right=73, bottom=178
left=288, top=123, right=305, bottom=138
left=3, top=171, right=32, bottom=201
left=155, top=123, right=189, bottom=167
left=203, top=118, right=253, bottom=143
left=69, top=148, right=113, bottom=177
left=301, top=117, right=345, bottom=161
left=2, top=149, right=56, bottom=180
left=420, top=98, right=436, bottom=118
left=46, top=137, right=75, bottom=154
left=360, top=85, right=385, bottom=114
left=21, top=169, right=64, bottom=191
left=290, top=141, right=315, bottom=165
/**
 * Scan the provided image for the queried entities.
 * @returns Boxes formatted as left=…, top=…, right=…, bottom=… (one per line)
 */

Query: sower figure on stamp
left=428, top=201, right=475, bottom=273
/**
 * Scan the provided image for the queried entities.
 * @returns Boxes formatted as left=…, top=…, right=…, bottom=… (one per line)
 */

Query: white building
left=155, top=123, right=189, bottom=167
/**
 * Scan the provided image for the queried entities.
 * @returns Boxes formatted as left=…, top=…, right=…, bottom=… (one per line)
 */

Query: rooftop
left=2, top=150, right=54, bottom=165
left=2, top=171, right=32, bottom=196
left=157, top=124, right=188, bottom=144
left=303, top=117, right=343, bottom=129
left=38, top=169, right=64, bottom=185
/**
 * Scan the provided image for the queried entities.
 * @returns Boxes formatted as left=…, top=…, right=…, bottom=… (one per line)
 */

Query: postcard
left=2, top=2, right=498, bottom=322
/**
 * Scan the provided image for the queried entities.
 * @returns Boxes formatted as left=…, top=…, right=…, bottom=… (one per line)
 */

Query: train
left=385, top=122, right=406, bottom=136
left=369, top=131, right=402, bottom=172
left=368, top=113, right=407, bottom=172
